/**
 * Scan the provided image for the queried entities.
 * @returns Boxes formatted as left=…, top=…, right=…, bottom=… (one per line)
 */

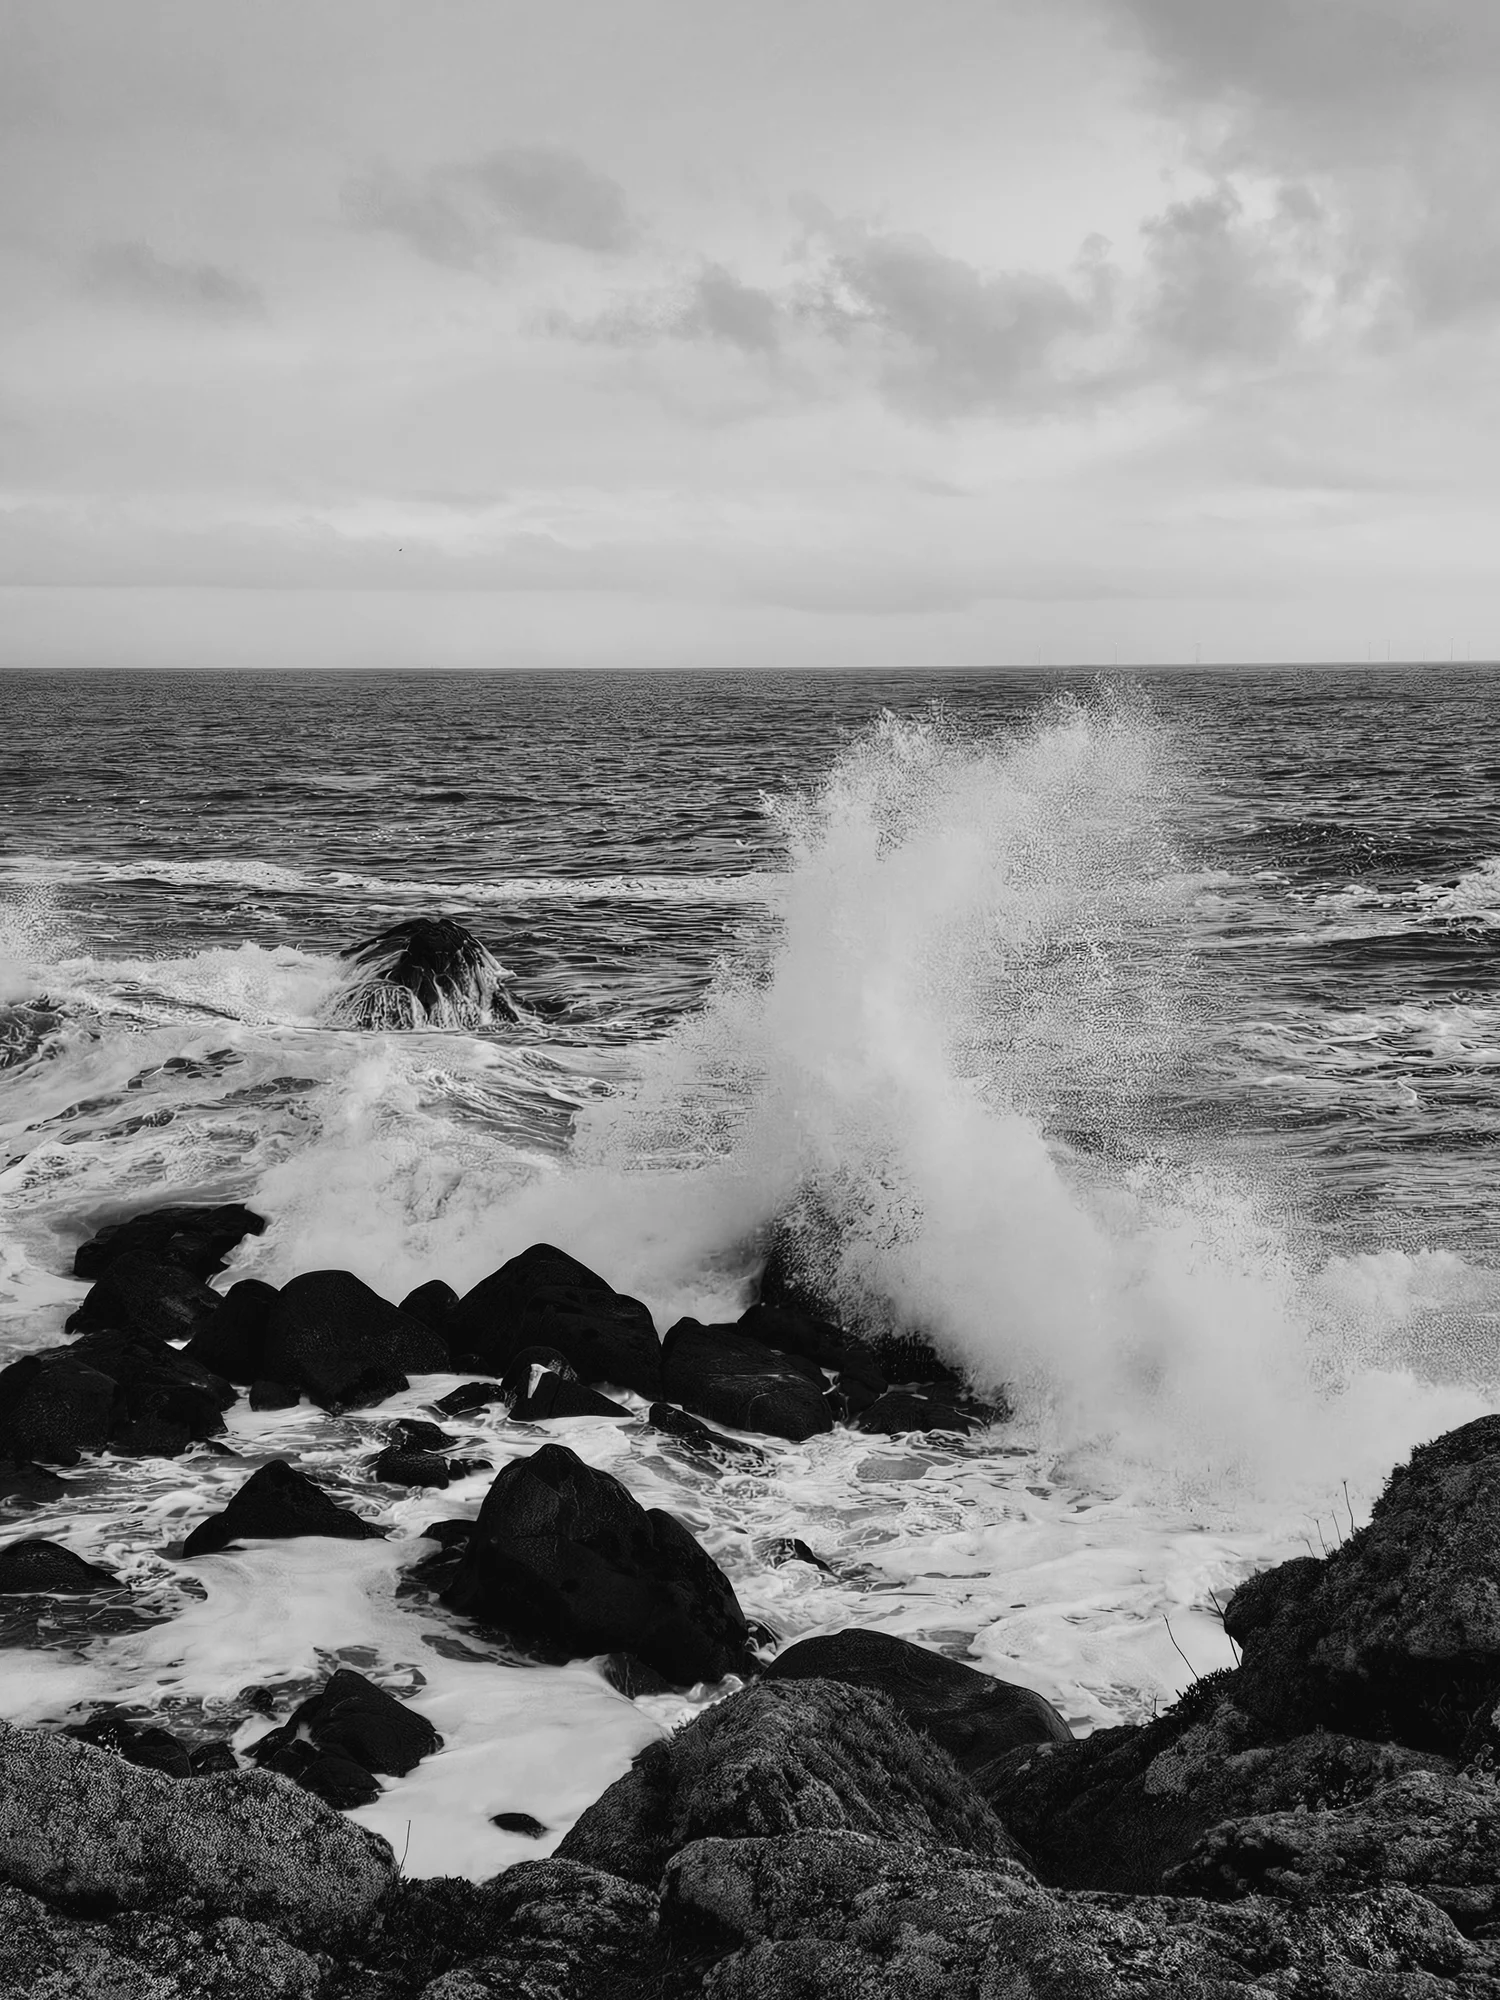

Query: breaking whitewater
left=3, top=679, right=1500, bottom=1940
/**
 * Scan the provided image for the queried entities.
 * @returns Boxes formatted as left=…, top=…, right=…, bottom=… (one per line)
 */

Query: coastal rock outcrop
left=440, top=1441, right=753, bottom=1685
left=248, top=1667, right=441, bottom=1809
left=0, top=1333, right=234, bottom=1463
left=72, top=1203, right=266, bottom=1284
left=184, top=1278, right=280, bottom=1386
left=330, top=916, right=520, bottom=1030
left=181, top=1459, right=388, bottom=1556
left=445, top=1245, right=663, bottom=1397
left=67, top=1249, right=225, bottom=1346
left=557, top=1677, right=1022, bottom=1886
left=659, top=1319, right=833, bottom=1443
left=260, top=1269, right=450, bottom=1410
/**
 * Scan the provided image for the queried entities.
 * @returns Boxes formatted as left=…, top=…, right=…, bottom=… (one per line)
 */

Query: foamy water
left=2, top=669, right=1498, bottom=1875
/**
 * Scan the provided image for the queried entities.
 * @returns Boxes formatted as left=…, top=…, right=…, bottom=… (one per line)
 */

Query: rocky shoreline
left=3, top=1203, right=1500, bottom=1994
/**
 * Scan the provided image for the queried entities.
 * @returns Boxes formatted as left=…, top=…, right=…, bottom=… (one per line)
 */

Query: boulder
left=659, top=1320, right=833, bottom=1443
left=68, top=1329, right=235, bottom=1455
left=184, top=1278, right=279, bottom=1385
left=445, top=1244, right=662, bottom=1396
left=63, top=1712, right=193, bottom=1780
left=66, top=1250, right=225, bottom=1346
left=512, top=1372, right=632, bottom=1422
left=0, top=1457, right=71, bottom=1506
left=250, top=1667, right=440, bottom=1783
left=1224, top=1414, right=1500, bottom=1753
left=0, top=1881, right=322, bottom=2000
left=660, top=1831, right=1476, bottom=1999
left=0, top=1538, right=119, bottom=1594
left=0, top=1350, right=123, bottom=1464
left=182, top=1460, right=388, bottom=1557
left=72, top=1202, right=266, bottom=1283
left=260, top=1269, right=449, bottom=1410
left=0, top=1717, right=397, bottom=1944
left=331, top=916, right=520, bottom=1030
left=403, top=1861, right=658, bottom=2000
left=648, top=1402, right=766, bottom=1461
left=401, top=1279, right=459, bottom=1331
left=441, top=1442, right=753, bottom=1686
left=764, top=1630, right=1071, bottom=1772
left=249, top=1378, right=301, bottom=1410
left=852, top=1389, right=978, bottom=1436
left=432, top=1380, right=505, bottom=1417
left=559, top=1677, right=1021, bottom=1889
left=370, top=1447, right=459, bottom=1489
left=983, top=1683, right=1452, bottom=1894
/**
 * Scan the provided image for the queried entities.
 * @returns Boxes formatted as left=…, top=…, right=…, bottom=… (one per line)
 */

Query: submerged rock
left=0, top=1716, right=397, bottom=1944
left=558, top=1676, right=1021, bottom=1887
left=764, top=1629, right=1072, bottom=1771
left=182, top=1459, right=388, bottom=1556
left=0, top=1538, right=119, bottom=1594
left=72, top=1202, right=266, bottom=1283
left=441, top=1441, right=753, bottom=1686
left=659, top=1319, right=833, bottom=1443
left=260, top=1269, right=449, bottom=1410
left=446, top=1244, right=662, bottom=1397
left=331, top=916, right=520, bottom=1030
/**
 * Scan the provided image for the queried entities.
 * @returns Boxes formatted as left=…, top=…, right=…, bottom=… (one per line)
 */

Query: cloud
left=344, top=144, right=635, bottom=270
left=1135, top=183, right=1320, bottom=368
left=85, top=241, right=264, bottom=320
left=550, top=261, right=783, bottom=355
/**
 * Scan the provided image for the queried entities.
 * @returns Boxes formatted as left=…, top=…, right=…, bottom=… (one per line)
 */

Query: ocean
left=2, top=662, right=1498, bottom=1877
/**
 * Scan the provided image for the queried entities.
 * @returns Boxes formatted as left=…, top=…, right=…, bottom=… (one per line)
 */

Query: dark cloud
left=554, top=262, right=782, bottom=354
left=344, top=145, right=634, bottom=269
left=85, top=242, right=264, bottom=320
left=1136, top=184, right=1317, bottom=367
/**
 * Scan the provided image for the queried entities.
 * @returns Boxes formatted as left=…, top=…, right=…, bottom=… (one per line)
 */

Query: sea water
left=1, top=663, right=1498, bottom=1876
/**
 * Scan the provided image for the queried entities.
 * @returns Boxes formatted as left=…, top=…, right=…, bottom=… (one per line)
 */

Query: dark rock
left=599, top=1652, right=673, bottom=1698
left=332, top=915, right=520, bottom=1029
left=1167, top=1767, right=1500, bottom=1932
left=370, top=1447, right=454, bottom=1488
left=189, top=1741, right=239, bottom=1777
left=764, top=1629, right=1071, bottom=1775
left=852, top=1389, right=979, bottom=1436
left=422, top=1519, right=476, bottom=1550
left=870, top=1328, right=964, bottom=1385
left=501, top=1341, right=578, bottom=1397
left=737, top=1300, right=875, bottom=1375
left=0, top=1715, right=397, bottom=1944
left=1224, top=1414, right=1500, bottom=1754
left=441, top=1441, right=753, bottom=1686
left=661, top=1830, right=1476, bottom=1999
left=647, top=1401, right=765, bottom=1461
left=250, top=1669, right=440, bottom=1804
left=433, top=1380, right=505, bottom=1416
left=184, top=1277, right=279, bottom=1385
left=659, top=1319, right=833, bottom=1443
left=254, top=1738, right=382, bottom=1809
left=72, top=1202, right=266, bottom=1283
left=0, top=1880, right=323, bottom=2000
left=446, top=1243, right=663, bottom=1396
left=249, top=1378, right=301, bottom=1410
left=389, top=1416, right=456, bottom=1453
left=260, top=1269, right=449, bottom=1410
left=0, top=1456, right=69, bottom=1505
left=64, top=1712, right=193, bottom=1780
left=401, top=1277, right=460, bottom=1330
left=0, top=1349, right=123, bottom=1464
left=559, top=1676, right=1021, bottom=1888
left=67, top=1250, right=225, bottom=1346
left=329, top=1362, right=411, bottom=1411
left=182, top=1459, right=388, bottom=1556
left=491, top=1810, right=548, bottom=1836
left=408, top=1859, right=660, bottom=2000
left=512, top=1371, right=632, bottom=1422
left=984, top=1684, right=1452, bottom=1894
left=68, top=1328, right=235, bottom=1456
left=0, top=1538, right=119, bottom=1593
left=765, top=1538, right=833, bottom=1572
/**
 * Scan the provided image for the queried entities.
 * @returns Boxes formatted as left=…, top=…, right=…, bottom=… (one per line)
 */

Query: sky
left=2, top=0, right=1499, bottom=669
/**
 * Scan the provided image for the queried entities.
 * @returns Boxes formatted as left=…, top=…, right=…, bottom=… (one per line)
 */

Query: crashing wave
left=326, top=918, right=523, bottom=1030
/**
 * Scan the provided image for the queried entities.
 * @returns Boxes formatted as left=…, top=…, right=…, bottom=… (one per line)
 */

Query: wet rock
left=511, top=1371, right=632, bottom=1422
left=1166, top=1767, right=1500, bottom=1931
left=64, top=1711, right=193, bottom=1779
left=441, top=1441, right=753, bottom=1687
left=182, top=1459, right=388, bottom=1556
left=432, top=1380, right=505, bottom=1417
left=184, top=1278, right=279, bottom=1386
left=370, top=1448, right=457, bottom=1489
left=72, top=1202, right=267, bottom=1283
left=446, top=1244, right=662, bottom=1397
left=0, top=1350, right=124, bottom=1465
left=491, top=1811, right=547, bottom=1836
left=389, top=1417, right=456, bottom=1453
left=0, top=1714, right=397, bottom=1944
left=984, top=1684, right=1452, bottom=1893
left=249, top=1378, right=301, bottom=1411
left=1221, top=1415, right=1500, bottom=1756
left=660, top=1830, right=1478, bottom=1999
left=260, top=1269, right=449, bottom=1410
left=599, top=1652, right=673, bottom=1699
left=558, top=1676, right=1020, bottom=1887
left=0, top=1457, right=70, bottom=1506
left=0, top=1537, right=119, bottom=1593
left=647, top=1402, right=765, bottom=1461
left=851, top=1388, right=979, bottom=1436
left=67, top=1250, right=225, bottom=1346
left=190, top=1741, right=240, bottom=1777
left=411, top=1860, right=659, bottom=2000
left=765, top=1537, right=833, bottom=1572
left=0, top=1881, right=322, bottom=2000
left=764, top=1629, right=1072, bottom=1774
left=67, top=1328, right=235, bottom=1455
left=421, top=1519, right=477, bottom=1550
left=333, top=916, right=520, bottom=1030
left=251, top=1736, right=381, bottom=1810
left=401, top=1278, right=460, bottom=1331
left=659, top=1319, right=833, bottom=1443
